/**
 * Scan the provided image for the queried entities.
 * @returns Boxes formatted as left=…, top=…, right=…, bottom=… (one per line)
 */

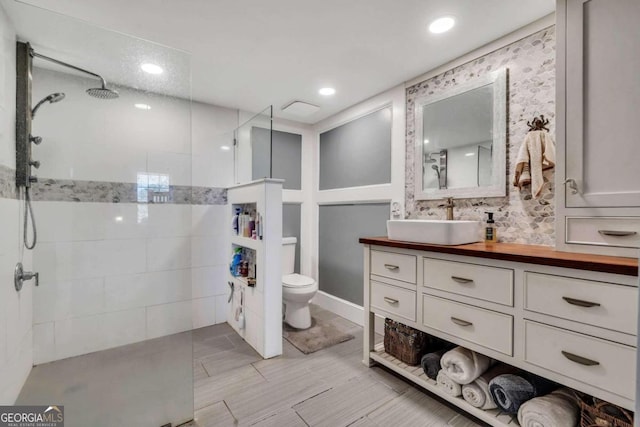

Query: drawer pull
left=384, top=264, right=399, bottom=271
left=383, top=297, right=399, bottom=305
left=451, top=276, right=473, bottom=284
left=450, top=317, right=473, bottom=327
left=561, top=351, right=600, bottom=367
left=562, top=296, right=601, bottom=308
left=598, top=230, right=637, bottom=237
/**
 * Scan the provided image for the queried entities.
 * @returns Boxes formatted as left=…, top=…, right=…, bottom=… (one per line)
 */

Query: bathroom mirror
left=414, top=68, right=507, bottom=200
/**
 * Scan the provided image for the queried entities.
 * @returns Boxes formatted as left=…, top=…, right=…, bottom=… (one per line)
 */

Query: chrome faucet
left=444, top=197, right=454, bottom=220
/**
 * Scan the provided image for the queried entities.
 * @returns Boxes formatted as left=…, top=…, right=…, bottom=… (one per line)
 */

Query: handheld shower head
left=31, top=92, right=65, bottom=118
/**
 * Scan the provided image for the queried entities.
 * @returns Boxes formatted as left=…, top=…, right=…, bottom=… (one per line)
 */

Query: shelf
left=231, top=235, right=261, bottom=250
left=370, top=344, right=519, bottom=427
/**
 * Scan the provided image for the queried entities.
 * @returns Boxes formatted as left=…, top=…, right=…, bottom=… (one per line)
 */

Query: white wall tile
left=147, top=151, right=192, bottom=187
left=104, top=269, right=191, bottom=311
left=54, top=309, right=146, bottom=360
left=215, top=295, right=228, bottom=324
left=191, top=236, right=226, bottom=268
left=191, top=205, right=227, bottom=237
left=191, top=265, right=227, bottom=298
left=33, top=278, right=104, bottom=324
left=192, top=297, right=217, bottom=329
left=33, top=322, right=55, bottom=364
left=0, top=331, right=32, bottom=405
left=147, top=205, right=192, bottom=238
left=146, top=301, right=192, bottom=339
left=147, top=237, right=191, bottom=271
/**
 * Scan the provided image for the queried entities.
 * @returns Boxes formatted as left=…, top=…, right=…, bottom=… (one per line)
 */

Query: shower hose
left=23, top=187, right=37, bottom=250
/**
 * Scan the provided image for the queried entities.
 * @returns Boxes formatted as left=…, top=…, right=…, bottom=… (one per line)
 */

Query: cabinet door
left=565, top=0, right=640, bottom=208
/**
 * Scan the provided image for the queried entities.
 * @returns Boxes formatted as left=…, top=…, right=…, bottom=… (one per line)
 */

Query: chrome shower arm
left=30, top=50, right=108, bottom=88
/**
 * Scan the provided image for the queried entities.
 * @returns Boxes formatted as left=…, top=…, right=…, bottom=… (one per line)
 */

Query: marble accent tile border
left=0, top=164, right=18, bottom=199
left=30, top=178, right=227, bottom=205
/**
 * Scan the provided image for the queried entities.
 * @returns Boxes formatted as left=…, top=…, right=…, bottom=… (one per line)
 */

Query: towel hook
left=527, top=115, right=550, bottom=132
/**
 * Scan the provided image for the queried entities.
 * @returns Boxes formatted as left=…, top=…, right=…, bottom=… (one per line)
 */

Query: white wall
left=310, top=85, right=406, bottom=324
left=30, top=68, right=237, bottom=363
left=0, top=5, right=34, bottom=404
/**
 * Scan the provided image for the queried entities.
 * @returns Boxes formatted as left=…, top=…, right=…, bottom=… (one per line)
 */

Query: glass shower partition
left=234, top=106, right=273, bottom=185
left=2, top=1, right=195, bottom=425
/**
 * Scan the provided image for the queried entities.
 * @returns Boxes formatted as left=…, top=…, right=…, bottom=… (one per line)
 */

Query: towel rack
left=527, top=115, right=550, bottom=132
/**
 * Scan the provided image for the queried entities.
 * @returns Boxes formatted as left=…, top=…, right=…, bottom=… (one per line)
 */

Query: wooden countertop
left=359, top=237, right=639, bottom=277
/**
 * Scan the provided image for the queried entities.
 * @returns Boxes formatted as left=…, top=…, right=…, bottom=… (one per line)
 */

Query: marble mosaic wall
left=30, top=178, right=227, bottom=205
left=405, top=27, right=556, bottom=245
left=0, top=164, right=16, bottom=199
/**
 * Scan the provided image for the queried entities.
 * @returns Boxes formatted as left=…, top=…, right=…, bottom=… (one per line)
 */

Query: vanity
left=360, top=237, right=638, bottom=426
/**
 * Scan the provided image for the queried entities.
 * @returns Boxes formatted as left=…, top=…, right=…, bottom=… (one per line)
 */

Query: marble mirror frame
left=413, top=68, right=507, bottom=200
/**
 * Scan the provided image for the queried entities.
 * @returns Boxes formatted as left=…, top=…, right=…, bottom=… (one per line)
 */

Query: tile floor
left=18, top=304, right=484, bottom=427
left=190, top=305, right=484, bottom=427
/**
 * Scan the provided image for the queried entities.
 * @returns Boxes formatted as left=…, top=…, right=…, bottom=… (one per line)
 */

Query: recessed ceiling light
left=134, top=103, right=151, bottom=110
left=429, top=16, right=455, bottom=34
left=424, top=139, right=430, bottom=144
left=319, top=87, right=336, bottom=96
left=465, top=152, right=475, bottom=157
left=220, top=145, right=231, bottom=151
left=115, top=216, right=124, bottom=222
left=141, top=63, right=163, bottom=74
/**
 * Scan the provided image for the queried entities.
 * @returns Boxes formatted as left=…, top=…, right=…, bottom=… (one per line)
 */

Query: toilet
left=282, top=237, right=318, bottom=329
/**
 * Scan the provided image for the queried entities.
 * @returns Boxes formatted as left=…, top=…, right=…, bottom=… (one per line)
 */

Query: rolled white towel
left=440, top=346, right=492, bottom=385
left=462, top=364, right=518, bottom=410
left=517, top=388, right=579, bottom=427
left=437, top=369, right=462, bottom=397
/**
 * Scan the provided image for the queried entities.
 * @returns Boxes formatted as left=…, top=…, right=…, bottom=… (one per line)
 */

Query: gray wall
left=252, top=127, right=302, bottom=190
left=283, top=203, right=301, bottom=274
left=318, top=203, right=389, bottom=305
left=319, top=107, right=392, bottom=190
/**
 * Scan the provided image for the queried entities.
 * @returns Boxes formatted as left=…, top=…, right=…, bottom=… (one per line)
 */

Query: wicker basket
left=383, top=319, right=431, bottom=365
left=580, top=398, right=634, bottom=427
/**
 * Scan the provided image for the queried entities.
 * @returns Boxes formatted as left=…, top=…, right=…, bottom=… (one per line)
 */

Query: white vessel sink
left=387, top=219, right=481, bottom=246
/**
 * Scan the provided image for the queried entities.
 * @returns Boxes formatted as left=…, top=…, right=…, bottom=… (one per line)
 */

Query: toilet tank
left=282, top=237, right=297, bottom=275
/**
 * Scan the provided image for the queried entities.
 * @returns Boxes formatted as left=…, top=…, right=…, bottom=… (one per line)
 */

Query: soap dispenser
left=484, top=212, right=497, bottom=243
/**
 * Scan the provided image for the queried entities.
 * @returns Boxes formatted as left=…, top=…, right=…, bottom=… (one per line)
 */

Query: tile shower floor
left=190, top=305, right=483, bottom=427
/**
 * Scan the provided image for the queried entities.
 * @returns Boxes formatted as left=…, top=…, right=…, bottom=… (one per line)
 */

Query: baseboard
left=312, top=291, right=384, bottom=335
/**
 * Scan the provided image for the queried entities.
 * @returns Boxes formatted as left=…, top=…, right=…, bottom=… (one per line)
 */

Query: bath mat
left=283, top=317, right=355, bottom=354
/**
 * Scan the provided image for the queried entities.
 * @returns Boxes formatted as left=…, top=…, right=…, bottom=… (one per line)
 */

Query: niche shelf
left=226, top=178, right=283, bottom=359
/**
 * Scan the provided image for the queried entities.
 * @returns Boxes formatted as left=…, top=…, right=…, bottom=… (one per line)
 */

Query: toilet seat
left=282, top=273, right=315, bottom=288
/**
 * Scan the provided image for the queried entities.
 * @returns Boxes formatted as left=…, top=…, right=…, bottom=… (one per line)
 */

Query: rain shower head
left=31, top=92, right=65, bottom=117
left=30, top=49, right=119, bottom=100
left=86, top=84, right=119, bottom=100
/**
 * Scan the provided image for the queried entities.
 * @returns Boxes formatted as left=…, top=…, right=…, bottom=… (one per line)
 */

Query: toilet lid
left=283, top=273, right=315, bottom=288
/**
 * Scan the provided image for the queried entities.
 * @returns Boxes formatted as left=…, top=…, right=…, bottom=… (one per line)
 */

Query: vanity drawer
left=371, top=250, right=417, bottom=284
left=524, top=321, right=636, bottom=400
left=566, top=217, right=640, bottom=249
left=423, top=258, right=513, bottom=306
left=524, top=272, right=637, bottom=335
left=371, top=281, right=416, bottom=322
left=422, top=294, right=513, bottom=355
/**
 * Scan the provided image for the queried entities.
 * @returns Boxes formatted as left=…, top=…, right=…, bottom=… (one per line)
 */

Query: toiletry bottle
left=230, top=248, right=242, bottom=276
left=232, top=208, right=241, bottom=235
left=484, top=212, right=497, bottom=243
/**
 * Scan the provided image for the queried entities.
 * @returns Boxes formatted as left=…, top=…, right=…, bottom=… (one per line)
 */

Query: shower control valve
left=30, top=160, right=40, bottom=169
left=29, top=135, right=42, bottom=145
left=14, top=262, right=39, bottom=292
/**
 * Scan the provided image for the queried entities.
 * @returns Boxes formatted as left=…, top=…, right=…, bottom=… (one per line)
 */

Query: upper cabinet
left=556, top=0, right=640, bottom=256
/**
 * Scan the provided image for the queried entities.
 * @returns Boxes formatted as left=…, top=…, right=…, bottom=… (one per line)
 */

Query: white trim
left=312, top=290, right=384, bottom=335
left=405, top=13, right=556, bottom=88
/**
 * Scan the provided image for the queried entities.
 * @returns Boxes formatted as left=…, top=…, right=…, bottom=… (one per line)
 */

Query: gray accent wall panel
left=283, top=203, right=301, bottom=273
left=318, top=203, right=389, bottom=305
left=319, top=108, right=392, bottom=190
left=252, top=127, right=302, bottom=190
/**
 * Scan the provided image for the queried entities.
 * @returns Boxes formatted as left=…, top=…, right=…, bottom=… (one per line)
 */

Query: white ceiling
left=4, top=0, right=555, bottom=124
